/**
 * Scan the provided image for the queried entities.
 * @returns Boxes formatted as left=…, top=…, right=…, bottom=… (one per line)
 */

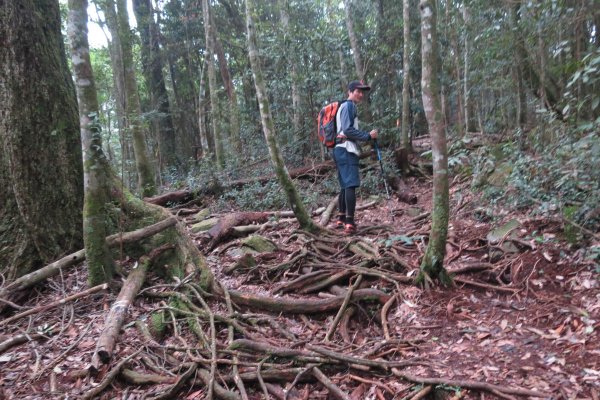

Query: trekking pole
left=373, top=139, right=391, bottom=200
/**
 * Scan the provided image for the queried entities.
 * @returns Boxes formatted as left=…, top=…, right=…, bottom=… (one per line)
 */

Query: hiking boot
left=344, top=223, right=357, bottom=235
left=333, top=214, right=346, bottom=229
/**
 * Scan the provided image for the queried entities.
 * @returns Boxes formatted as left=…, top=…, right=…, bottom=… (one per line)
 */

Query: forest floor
left=0, top=156, right=599, bottom=399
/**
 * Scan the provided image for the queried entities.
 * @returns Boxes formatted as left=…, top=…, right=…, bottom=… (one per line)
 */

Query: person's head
left=347, top=80, right=371, bottom=103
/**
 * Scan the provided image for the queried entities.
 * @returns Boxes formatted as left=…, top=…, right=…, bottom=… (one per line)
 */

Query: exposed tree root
left=392, top=369, right=553, bottom=398
left=227, top=288, right=390, bottom=314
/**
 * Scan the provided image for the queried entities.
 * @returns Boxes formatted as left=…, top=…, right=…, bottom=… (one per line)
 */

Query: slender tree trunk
left=197, top=59, right=209, bottom=157
left=0, top=0, right=83, bottom=279
left=132, top=0, right=179, bottom=170
left=343, top=0, right=364, bottom=81
left=399, top=0, right=412, bottom=174
left=343, top=0, right=372, bottom=123
left=101, top=0, right=156, bottom=196
left=338, top=49, right=348, bottom=93
left=68, top=0, right=115, bottom=286
left=462, top=5, right=471, bottom=133
left=510, top=1, right=527, bottom=133
left=202, top=0, right=225, bottom=169
left=447, top=1, right=464, bottom=137
left=278, top=0, right=302, bottom=137
left=245, top=0, right=319, bottom=233
left=212, top=17, right=242, bottom=153
left=417, top=0, right=451, bottom=287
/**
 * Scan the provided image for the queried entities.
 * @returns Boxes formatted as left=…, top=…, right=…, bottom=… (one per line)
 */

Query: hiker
left=333, top=80, right=378, bottom=234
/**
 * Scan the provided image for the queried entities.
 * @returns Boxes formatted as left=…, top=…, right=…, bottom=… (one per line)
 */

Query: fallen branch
left=454, top=277, right=518, bottom=293
left=204, top=212, right=271, bottom=250
left=81, top=349, right=142, bottom=400
left=325, top=274, right=363, bottom=341
left=0, top=284, right=108, bottom=328
left=121, top=369, right=176, bottom=385
left=312, top=366, right=350, bottom=400
left=319, top=197, right=339, bottom=226
left=0, top=332, right=45, bottom=354
left=144, top=189, right=192, bottom=206
left=0, top=217, right=177, bottom=300
left=92, top=245, right=173, bottom=369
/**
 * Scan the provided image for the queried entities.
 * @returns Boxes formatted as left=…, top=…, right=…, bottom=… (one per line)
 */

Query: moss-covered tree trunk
left=100, top=0, right=156, bottom=197
left=68, top=0, right=115, bottom=286
left=245, top=0, right=319, bottom=233
left=417, top=0, right=451, bottom=287
left=132, top=0, right=179, bottom=171
left=202, top=0, right=225, bottom=169
left=0, top=0, right=84, bottom=280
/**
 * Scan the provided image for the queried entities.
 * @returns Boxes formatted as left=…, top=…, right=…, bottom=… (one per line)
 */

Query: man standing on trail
left=333, top=80, right=378, bottom=234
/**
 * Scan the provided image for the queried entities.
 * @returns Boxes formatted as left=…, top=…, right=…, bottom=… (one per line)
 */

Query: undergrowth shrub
left=467, top=125, right=599, bottom=239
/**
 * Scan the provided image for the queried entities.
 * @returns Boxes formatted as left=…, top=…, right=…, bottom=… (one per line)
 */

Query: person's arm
left=338, top=102, right=372, bottom=142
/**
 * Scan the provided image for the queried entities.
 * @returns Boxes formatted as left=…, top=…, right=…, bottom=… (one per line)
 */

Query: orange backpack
left=317, top=100, right=346, bottom=148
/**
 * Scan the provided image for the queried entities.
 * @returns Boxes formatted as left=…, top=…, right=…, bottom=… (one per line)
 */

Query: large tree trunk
left=68, top=0, right=115, bottom=286
left=245, top=0, right=319, bottom=233
left=417, top=0, right=451, bottom=287
left=100, top=0, right=156, bottom=197
left=132, top=0, right=179, bottom=171
left=0, top=0, right=84, bottom=280
left=202, top=0, right=226, bottom=169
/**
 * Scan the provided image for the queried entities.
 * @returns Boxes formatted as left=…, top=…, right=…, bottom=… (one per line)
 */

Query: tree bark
left=244, top=0, right=319, bottom=233
left=278, top=0, right=302, bottom=137
left=400, top=0, right=412, bottom=173
left=132, top=0, right=179, bottom=170
left=202, top=0, right=226, bottom=169
left=462, top=5, right=472, bottom=133
left=0, top=0, right=83, bottom=280
left=343, top=0, right=364, bottom=82
left=68, top=0, right=116, bottom=285
left=92, top=246, right=164, bottom=368
left=447, top=1, right=465, bottom=137
left=212, top=17, right=242, bottom=153
left=100, top=0, right=156, bottom=196
left=510, top=1, right=527, bottom=132
left=417, top=0, right=451, bottom=286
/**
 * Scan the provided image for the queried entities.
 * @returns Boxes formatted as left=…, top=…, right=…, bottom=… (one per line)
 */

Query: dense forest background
left=60, top=0, right=599, bottom=229
left=1, top=0, right=599, bottom=398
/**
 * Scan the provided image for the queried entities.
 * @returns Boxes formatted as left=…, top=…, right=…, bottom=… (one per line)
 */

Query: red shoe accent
left=335, top=220, right=345, bottom=229
left=344, top=223, right=357, bottom=234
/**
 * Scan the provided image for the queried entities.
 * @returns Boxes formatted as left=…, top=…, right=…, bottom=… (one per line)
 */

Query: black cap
left=348, top=80, right=371, bottom=91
